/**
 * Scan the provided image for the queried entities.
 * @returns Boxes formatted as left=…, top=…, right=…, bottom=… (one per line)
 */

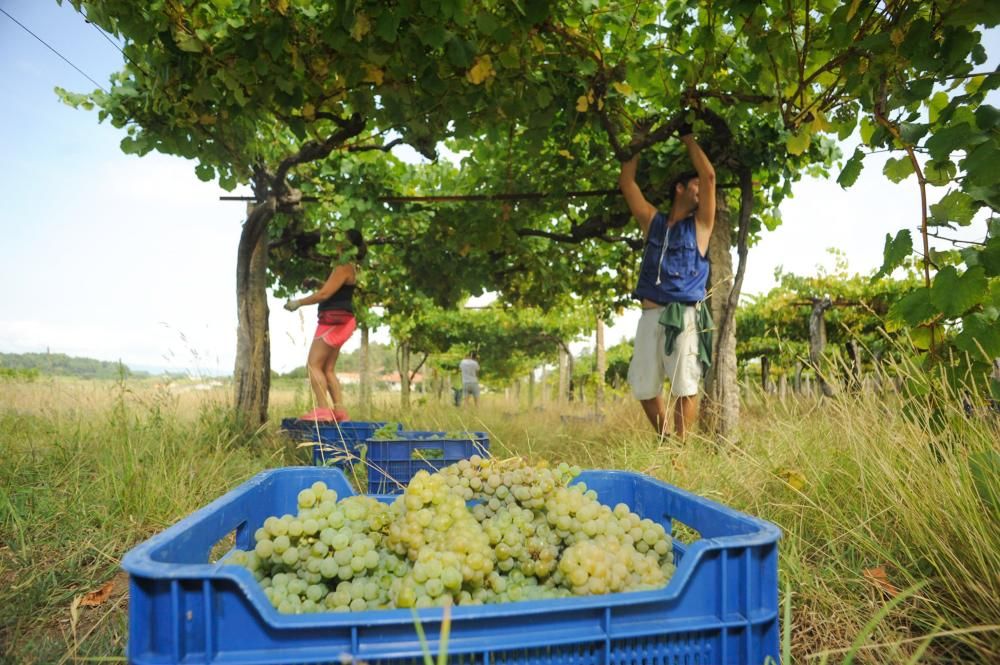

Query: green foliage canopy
left=59, top=1, right=1000, bottom=401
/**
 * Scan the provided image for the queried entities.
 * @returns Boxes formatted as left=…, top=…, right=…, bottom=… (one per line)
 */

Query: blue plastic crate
left=122, top=467, right=781, bottom=664
left=365, top=430, right=490, bottom=494
left=280, top=419, right=402, bottom=466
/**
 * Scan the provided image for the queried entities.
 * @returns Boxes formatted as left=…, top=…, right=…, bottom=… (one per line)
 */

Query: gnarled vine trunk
left=809, top=297, right=836, bottom=398
left=704, top=199, right=740, bottom=439
left=359, top=326, right=371, bottom=417
left=234, top=200, right=276, bottom=428
left=398, top=341, right=411, bottom=410
left=558, top=345, right=569, bottom=404
left=707, top=167, right=754, bottom=440
left=595, top=315, right=606, bottom=412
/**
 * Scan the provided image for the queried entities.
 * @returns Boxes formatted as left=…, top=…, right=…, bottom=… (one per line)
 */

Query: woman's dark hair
left=345, top=228, right=367, bottom=262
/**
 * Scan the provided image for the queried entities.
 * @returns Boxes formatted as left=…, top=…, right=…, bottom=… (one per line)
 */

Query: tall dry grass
left=1, top=370, right=997, bottom=663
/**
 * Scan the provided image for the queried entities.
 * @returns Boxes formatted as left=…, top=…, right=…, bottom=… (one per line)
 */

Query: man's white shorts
left=627, top=305, right=702, bottom=400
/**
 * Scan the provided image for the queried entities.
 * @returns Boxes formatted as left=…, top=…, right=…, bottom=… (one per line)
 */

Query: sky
left=0, top=2, right=996, bottom=376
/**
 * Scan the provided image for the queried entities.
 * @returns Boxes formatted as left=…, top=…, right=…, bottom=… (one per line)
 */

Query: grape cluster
left=385, top=470, right=495, bottom=608
left=228, top=483, right=402, bottom=613
left=441, top=457, right=674, bottom=603
left=229, top=458, right=675, bottom=614
left=370, top=423, right=404, bottom=440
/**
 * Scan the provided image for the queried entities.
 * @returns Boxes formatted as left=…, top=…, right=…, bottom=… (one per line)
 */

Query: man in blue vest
left=618, top=123, right=716, bottom=438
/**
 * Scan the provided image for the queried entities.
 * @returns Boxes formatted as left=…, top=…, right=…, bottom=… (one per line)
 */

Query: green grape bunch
left=371, top=423, right=404, bottom=440
left=228, top=459, right=676, bottom=614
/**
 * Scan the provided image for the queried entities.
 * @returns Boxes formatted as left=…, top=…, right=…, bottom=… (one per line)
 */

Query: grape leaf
left=883, top=156, right=914, bottom=183
left=873, top=229, right=912, bottom=281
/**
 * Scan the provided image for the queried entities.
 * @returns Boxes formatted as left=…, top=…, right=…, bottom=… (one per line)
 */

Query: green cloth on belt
left=658, top=302, right=714, bottom=375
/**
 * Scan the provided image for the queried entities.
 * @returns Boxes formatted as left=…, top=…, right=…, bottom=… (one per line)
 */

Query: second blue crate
left=365, top=430, right=489, bottom=494
left=280, top=419, right=402, bottom=465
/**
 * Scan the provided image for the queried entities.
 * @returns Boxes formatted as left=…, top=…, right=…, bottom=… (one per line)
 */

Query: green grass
left=1, top=374, right=998, bottom=663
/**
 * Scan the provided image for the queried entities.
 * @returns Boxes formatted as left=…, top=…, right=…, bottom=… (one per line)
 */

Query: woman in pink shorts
left=283, top=230, right=365, bottom=422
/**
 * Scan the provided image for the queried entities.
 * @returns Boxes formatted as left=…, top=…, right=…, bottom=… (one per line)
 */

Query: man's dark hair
left=346, top=228, right=367, bottom=262
left=668, top=170, right=699, bottom=203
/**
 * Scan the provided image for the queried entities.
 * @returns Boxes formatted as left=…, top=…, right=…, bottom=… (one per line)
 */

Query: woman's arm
left=285, top=265, right=354, bottom=310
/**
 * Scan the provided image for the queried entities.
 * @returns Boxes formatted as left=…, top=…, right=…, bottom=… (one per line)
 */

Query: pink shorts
left=315, top=311, right=357, bottom=348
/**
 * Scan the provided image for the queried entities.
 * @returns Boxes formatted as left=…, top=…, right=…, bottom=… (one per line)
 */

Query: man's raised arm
left=682, top=133, right=716, bottom=251
left=619, top=155, right=657, bottom=239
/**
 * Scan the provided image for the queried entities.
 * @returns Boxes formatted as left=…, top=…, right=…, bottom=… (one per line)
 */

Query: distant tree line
left=0, top=352, right=146, bottom=380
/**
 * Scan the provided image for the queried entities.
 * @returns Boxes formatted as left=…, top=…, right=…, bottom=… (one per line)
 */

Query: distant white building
left=379, top=371, right=424, bottom=392
left=337, top=372, right=361, bottom=385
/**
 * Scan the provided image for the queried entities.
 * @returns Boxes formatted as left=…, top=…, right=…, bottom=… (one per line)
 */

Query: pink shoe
left=332, top=409, right=350, bottom=422
left=299, top=408, right=335, bottom=421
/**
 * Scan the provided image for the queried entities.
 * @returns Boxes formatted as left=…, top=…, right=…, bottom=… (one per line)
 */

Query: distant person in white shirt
left=459, top=352, right=481, bottom=407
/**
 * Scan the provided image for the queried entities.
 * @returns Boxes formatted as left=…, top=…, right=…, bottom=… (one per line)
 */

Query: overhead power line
left=0, top=7, right=109, bottom=94
left=85, top=14, right=127, bottom=54
left=219, top=189, right=621, bottom=204
left=81, top=9, right=153, bottom=79
left=376, top=189, right=621, bottom=203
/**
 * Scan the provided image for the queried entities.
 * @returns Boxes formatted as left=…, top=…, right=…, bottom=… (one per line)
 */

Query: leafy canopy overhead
left=61, top=1, right=1000, bottom=370
left=60, top=0, right=568, bottom=186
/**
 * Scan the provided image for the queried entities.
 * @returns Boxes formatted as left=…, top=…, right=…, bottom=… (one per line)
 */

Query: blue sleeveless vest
left=633, top=212, right=710, bottom=304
